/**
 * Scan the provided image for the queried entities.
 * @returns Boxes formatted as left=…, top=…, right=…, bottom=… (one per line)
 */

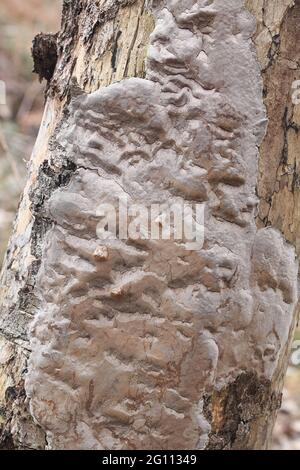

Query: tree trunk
left=0, top=0, right=299, bottom=450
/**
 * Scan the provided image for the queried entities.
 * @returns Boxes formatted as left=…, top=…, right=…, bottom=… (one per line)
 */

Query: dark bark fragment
left=32, top=33, right=58, bottom=82
left=204, top=372, right=282, bottom=450
left=0, top=380, right=46, bottom=450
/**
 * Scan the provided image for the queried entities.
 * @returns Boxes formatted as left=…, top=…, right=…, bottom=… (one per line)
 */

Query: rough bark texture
left=0, top=0, right=299, bottom=450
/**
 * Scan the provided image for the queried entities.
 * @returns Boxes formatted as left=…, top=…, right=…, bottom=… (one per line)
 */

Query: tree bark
left=0, top=0, right=299, bottom=450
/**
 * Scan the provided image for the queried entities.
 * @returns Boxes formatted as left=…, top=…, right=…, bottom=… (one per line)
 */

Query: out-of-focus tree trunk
left=0, top=0, right=299, bottom=450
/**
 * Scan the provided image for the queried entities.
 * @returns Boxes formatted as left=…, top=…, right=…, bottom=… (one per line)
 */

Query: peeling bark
left=32, top=33, right=58, bottom=83
left=0, top=0, right=299, bottom=450
left=204, top=371, right=282, bottom=450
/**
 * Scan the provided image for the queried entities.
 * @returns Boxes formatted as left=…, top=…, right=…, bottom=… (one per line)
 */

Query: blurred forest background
left=0, top=0, right=299, bottom=451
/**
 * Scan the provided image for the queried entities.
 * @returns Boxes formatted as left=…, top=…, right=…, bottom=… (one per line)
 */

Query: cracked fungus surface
left=25, top=0, right=298, bottom=450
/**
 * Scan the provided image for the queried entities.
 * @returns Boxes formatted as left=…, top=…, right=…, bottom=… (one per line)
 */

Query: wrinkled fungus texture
left=25, top=0, right=298, bottom=450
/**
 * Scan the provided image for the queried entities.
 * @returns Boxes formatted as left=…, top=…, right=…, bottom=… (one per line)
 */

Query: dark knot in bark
left=32, top=32, right=58, bottom=83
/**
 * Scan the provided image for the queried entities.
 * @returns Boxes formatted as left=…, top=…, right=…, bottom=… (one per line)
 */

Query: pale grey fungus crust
left=25, top=0, right=299, bottom=450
